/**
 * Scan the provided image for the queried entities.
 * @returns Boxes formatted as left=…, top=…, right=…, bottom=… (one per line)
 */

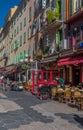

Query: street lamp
left=20, top=57, right=30, bottom=83
left=25, top=54, right=33, bottom=82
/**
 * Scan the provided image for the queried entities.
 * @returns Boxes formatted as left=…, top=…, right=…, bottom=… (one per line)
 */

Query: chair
left=57, top=88, right=64, bottom=102
left=73, top=91, right=83, bottom=110
left=51, top=87, right=57, bottom=100
left=64, top=89, right=71, bottom=104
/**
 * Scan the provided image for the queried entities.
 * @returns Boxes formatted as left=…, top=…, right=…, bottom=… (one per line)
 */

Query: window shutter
left=81, top=0, right=83, bottom=6
left=36, top=18, right=39, bottom=33
left=34, top=0, right=36, bottom=16
left=69, top=0, right=72, bottom=16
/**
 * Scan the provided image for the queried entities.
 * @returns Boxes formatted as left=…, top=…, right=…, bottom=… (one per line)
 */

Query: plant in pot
left=46, top=10, right=58, bottom=24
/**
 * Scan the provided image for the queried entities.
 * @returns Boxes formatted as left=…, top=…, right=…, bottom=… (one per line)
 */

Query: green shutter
left=81, top=0, right=83, bottom=6
left=56, top=1, right=60, bottom=19
left=24, top=32, right=26, bottom=43
left=20, top=35, right=22, bottom=46
left=24, top=50, right=26, bottom=60
left=24, top=17, right=26, bottom=26
left=69, top=0, right=72, bottom=16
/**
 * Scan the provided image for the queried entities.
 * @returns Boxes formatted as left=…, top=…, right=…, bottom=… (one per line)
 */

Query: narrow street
left=0, top=89, right=83, bottom=130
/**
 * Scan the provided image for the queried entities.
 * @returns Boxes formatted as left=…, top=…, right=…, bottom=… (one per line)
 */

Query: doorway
left=74, top=68, right=80, bottom=85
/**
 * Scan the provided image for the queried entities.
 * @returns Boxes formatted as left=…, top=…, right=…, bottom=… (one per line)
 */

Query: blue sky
left=0, top=0, right=21, bottom=28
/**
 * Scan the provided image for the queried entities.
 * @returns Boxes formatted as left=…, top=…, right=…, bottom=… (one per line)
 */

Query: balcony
left=41, top=18, right=62, bottom=33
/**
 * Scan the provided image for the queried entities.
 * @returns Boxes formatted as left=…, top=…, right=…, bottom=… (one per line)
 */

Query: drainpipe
left=62, top=0, right=66, bottom=48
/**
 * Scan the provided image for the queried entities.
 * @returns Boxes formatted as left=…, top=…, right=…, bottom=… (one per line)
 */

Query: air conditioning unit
left=63, top=39, right=68, bottom=50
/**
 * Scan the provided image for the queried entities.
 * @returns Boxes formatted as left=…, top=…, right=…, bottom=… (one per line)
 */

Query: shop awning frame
left=57, top=57, right=83, bottom=66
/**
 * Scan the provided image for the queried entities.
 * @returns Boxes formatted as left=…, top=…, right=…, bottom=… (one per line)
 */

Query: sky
left=0, top=0, right=21, bottom=28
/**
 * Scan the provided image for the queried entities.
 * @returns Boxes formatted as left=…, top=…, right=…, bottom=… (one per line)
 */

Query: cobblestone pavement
left=0, top=90, right=83, bottom=130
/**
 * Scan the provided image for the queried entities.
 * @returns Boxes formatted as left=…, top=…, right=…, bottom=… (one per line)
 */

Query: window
left=20, top=35, right=22, bottom=46
left=34, top=0, right=36, bottom=16
left=24, top=32, right=26, bottom=43
left=27, top=28, right=29, bottom=39
left=28, top=45, right=31, bottom=56
left=34, top=41, right=37, bottom=54
left=17, top=26, right=19, bottom=34
left=24, top=50, right=26, bottom=59
left=14, top=40, right=18, bottom=49
left=14, top=29, right=16, bottom=37
left=11, top=44, right=14, bottom=52
left=29, top=7, right=32, bottom=21
left=24, top=17, right=26, bottom=27
left=23, top=2, right=26, bottom=11
left=20, top=52, right=23, bottom=60
left=69, top=0, right=72, bottom=16
left=36, top=18, right=39, bottom=33
left=20, top=22, right=22, bottom=31
left=44, top=72, right=50, bottom=81
left=81, top=0, right=83, bottom=6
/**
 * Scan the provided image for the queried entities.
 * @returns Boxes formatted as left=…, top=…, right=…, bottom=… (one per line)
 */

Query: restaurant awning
left=0, top=64, right=16, bottom=75
left=57, top=57, right=83, bottom=66
left=4, top=68, right=17, bottom=75
left=65, top=9, right=83, bottom=24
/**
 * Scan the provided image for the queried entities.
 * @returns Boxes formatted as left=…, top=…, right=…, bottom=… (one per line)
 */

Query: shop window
left=44, top=72, right=50, bottom=81
left=52, top=72, right=59, bottom=80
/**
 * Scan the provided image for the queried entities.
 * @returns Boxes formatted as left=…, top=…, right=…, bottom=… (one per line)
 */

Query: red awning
left=57, top=57, right=83, bottom=66
left=4, top=68, right=17, bottom=75
left=0, top=68, right=6, bottom=73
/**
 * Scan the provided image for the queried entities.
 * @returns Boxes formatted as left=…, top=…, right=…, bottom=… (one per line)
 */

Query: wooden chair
left=51, top=87, right=57, bottom=100
left=57, top=88, right=64, bottom=102
left=73, top=91, right=83, bottom=110
left=64, top=89, right=71, bottom=104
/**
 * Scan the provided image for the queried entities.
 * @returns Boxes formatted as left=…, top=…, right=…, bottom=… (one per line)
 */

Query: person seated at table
left=55, top=76, right=65, bottom=89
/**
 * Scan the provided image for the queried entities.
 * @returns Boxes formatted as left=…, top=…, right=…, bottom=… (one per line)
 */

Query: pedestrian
left=55, top=76, right=65, bottom=89
left=3, top=76, right=7, bottom=91
left=0, top=75, right=4, bottom=90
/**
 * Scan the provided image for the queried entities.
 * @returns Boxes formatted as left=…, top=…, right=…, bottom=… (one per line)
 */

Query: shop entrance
left=74, top=68, right=80, bottom=85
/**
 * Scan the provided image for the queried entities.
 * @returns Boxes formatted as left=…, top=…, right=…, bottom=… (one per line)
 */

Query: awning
left=0, top=68, right=6, bottom=73
left=57, top=57, right=83, bottom=66
left=40, top=55, right=58, bottom=63
left=4, top=68, right=17, bottom=75
left=65, top=9, right=83, bottom=24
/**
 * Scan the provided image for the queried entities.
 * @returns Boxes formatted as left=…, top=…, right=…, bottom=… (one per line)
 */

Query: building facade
left=57, top=0, right=83, bottom=85
left=0, top=0, right=83, bottom=85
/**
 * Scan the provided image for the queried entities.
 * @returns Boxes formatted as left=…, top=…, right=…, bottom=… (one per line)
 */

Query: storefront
left=57, top=54, right=83, bottom=85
